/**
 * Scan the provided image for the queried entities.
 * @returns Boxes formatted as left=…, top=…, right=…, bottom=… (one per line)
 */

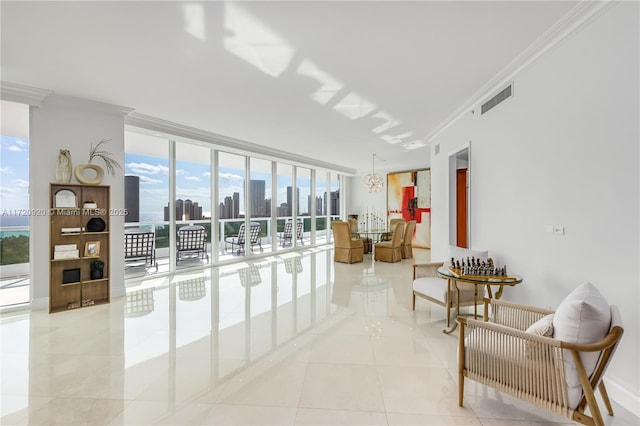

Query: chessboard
left=445, top=267, right=519, bottom=281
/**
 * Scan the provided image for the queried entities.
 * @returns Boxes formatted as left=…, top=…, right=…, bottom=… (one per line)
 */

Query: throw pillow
left=552, top=282, right=611, bottom=408
left=525, top=314, right=554, bottom=359
left=526, top=313, right=555, bottom=337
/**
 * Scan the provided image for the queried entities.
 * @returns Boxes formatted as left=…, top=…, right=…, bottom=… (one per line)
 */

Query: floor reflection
left=3, top=247, right=638, bottom=426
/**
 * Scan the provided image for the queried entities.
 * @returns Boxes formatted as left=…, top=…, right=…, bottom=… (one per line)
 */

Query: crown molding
left=126, top=112, right=357, bottom=175
left=43, top=94, right=134, bottom=117
left=0, top=81, right=52, bottom=107
left=427, top=0, right=616, bottom=142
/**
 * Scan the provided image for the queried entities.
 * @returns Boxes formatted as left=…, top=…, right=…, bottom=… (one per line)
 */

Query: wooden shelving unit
left=49, top=183, right=110, bottom=313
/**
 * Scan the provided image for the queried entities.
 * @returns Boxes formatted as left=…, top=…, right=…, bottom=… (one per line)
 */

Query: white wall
left=430, top=3, right=639, bottom=413
left=30, top=95, right=129, bottom=306
left=346, top=174, right=387, bottom=222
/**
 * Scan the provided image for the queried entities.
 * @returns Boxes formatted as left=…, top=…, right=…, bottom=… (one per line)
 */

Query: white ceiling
left=1, top=1, right=578, bottom=174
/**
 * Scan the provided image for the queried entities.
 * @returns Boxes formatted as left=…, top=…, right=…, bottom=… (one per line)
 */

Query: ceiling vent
left=481, top=84, right=512, bottom=115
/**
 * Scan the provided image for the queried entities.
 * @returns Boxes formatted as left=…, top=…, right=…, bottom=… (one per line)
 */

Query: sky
left=0, top=135, right=30, bottom=226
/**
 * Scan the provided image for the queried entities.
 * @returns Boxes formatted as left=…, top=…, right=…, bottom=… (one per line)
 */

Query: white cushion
left=527, top=314, right=555, bottom=337
left=413, top=277, right=483, bottom=305
left=553, top=282, right=611, bottom=408
left=525, top=314, right=554, bottom=358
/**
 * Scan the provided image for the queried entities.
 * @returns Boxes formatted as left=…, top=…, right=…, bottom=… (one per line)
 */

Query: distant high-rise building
left=124, top=175, right=139, bottom=223
left=184, top=199, right=193, bottom=220
left=315, top=195, right=323, bottom=215
left=164, top=198, right=205, bottom=221
left=176, top=199, right=184, bottom=221
left=249, top=180, right=266, bottom=217
left=286, top=186, right=300, bottom=216
left=330, top=189, right=340, bottom=215
left=222, top=196, right=233, bottom=219
left=277, top=203, right=288, bottom=217
left=232, top=192, right=240, bottom=218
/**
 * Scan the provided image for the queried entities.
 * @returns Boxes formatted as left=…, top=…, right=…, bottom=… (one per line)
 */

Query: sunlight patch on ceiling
left=183, top=3, right=206, bottom=41
left=333, top=92, right=376, bottom=120
left=297, top=59, right=344, bottom=105
left=371, top=111, right=401, bottom=134
left=402, top=140, right=427, bottom=150
left=381, top=131, right=413, bottom=145
left=224, top=2, right=294, bottom=78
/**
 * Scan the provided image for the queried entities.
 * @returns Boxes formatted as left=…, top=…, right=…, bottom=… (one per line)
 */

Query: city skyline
left=124, top=152, right=340, bottom=222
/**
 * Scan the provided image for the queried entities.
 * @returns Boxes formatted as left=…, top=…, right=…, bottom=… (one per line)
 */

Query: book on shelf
left=54, top=250, right=79, bottom=259
left=54, top=243, right=79, bottom=259
left=61, top=227, right=84, bottom=234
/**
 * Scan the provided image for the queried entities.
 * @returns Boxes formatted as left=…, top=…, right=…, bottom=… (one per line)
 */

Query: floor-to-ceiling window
left=330, top=174, right=341, bottom=216
left=296, top=167, right=311, bottom=248
left=249, top=157, right=272, bottom=253
left=219, top=152, right=246, bottom=260
left=124, top=129, right=169, bottom=278
left=176, top=142, right=212, bottom=269
left=0, top=100, right=30, bottom=307
left=276, top=163, right=293, bottom=252
left=315, top=171, right=328, bottom=244
left=123, top=127, right=347, bottom=280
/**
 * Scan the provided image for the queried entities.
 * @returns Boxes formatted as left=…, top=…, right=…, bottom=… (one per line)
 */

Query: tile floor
left=1, top=247, right=638, bottom=425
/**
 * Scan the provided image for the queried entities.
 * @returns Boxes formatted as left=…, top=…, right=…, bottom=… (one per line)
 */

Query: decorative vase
left=90, top=269, right=103, bottom=280
left=56, top=149, right=73, bottom=183
left=75, top=163, right=105, bottom=185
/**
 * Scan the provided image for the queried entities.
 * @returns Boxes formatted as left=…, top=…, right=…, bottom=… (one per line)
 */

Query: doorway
left=448, top=144, right=470, bottom=248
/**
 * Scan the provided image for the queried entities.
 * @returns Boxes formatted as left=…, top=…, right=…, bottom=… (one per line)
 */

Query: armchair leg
left=599, top=382, right=614, bottom=416
left=573, top=350, right=605, bottom=426
left=412, top=293, right=416, bottom=311
left=458, top=324, right=465, bottom=407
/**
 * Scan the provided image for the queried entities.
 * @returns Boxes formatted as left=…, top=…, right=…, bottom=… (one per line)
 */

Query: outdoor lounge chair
left=225, top=222, right=263, bottom=255
left=124, top=228, right=158, bottom=271
left=177, top=225, right=209, bottom=263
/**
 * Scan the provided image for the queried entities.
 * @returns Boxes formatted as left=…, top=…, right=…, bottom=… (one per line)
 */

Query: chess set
left=447, top=257, right=515, bottom=280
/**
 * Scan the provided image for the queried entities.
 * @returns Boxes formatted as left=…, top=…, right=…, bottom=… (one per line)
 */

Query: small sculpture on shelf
left=90, top=259, right=105, bottom=280
left=75, top=138, right=122, bottom=184
left=56, top=149, right=73, bottom=183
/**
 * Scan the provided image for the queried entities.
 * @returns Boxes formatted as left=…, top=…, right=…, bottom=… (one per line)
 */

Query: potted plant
left=90, top=259, right=105, bottom=280
left=74, top=139, right=122, bottom=185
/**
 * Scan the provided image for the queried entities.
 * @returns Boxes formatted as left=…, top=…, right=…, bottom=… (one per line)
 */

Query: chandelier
left=363, top=153, right=384, bottom=193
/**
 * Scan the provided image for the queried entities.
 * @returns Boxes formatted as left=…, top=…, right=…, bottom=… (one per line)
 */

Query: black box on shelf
left=62, top=268, right=81, bottom=284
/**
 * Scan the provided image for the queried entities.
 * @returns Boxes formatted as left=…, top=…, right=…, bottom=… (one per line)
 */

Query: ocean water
left=0, top=230, right=29, bottom=238
left=0, top=215, right=30, bottom=238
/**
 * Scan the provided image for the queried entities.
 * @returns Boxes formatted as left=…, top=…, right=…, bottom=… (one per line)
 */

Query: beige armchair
left=401, top=220, right=416, bottom=259
left=348, top=217, right=371, bottom=253
left=374, top=221, right=404, bottom=262
left=380, top=218, right=405, bottom=241
left=458, top=290, right=623, bottom=426
left=412, top=262, right=482, bottom=327
left=332, top=220, right=364, bottom=263
left=412, top=246, right=490, bottom=327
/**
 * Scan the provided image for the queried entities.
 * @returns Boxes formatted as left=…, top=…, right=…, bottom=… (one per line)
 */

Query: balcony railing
left=1, top=216, right=338, bottom=285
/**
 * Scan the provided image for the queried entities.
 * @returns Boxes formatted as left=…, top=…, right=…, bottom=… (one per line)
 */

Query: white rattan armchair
left=457, top=298, right=623, bottom=426
left=412, top=261, right=485, bottom=327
